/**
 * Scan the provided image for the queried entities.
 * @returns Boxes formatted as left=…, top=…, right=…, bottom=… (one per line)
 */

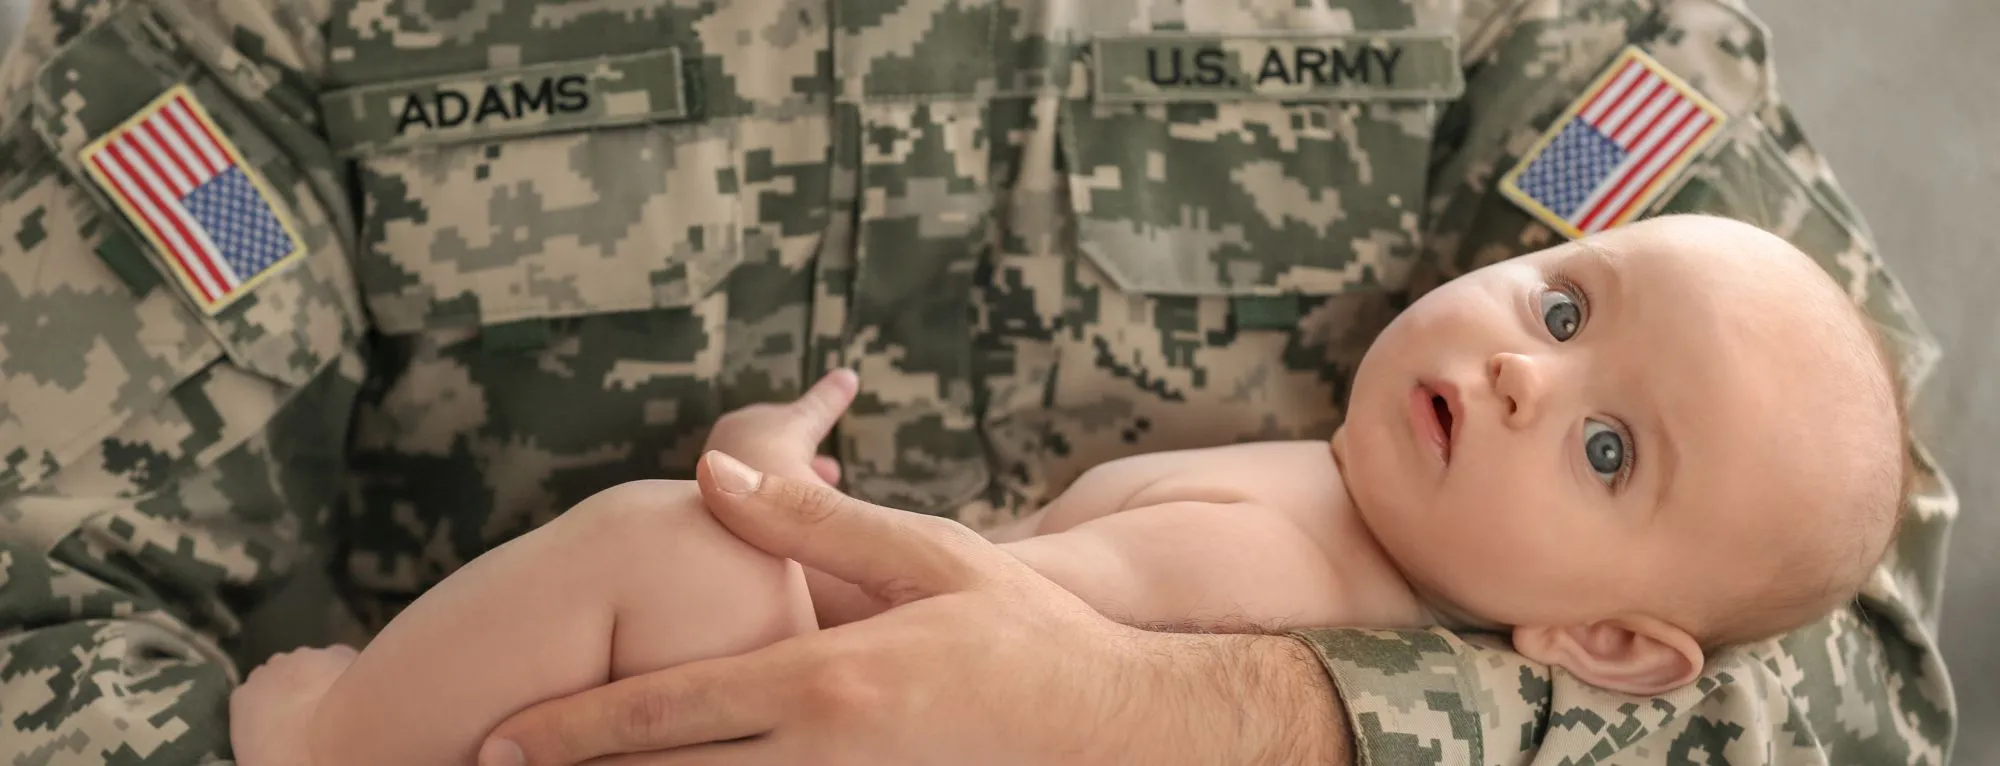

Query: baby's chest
left=1131, top=441, right=1351, bottom=510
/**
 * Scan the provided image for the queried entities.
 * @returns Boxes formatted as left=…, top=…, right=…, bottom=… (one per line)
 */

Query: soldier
left=0, top=1, right=1956, bottom=765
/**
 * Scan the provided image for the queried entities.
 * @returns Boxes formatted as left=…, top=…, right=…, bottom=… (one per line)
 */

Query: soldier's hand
left=701, top=369, right=856, bottom=486
left=475, top=451, right=1346, bottom=766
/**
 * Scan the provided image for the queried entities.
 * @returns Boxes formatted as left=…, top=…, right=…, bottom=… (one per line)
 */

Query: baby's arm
left=996, top=443, right=1423, bottom=632
left=232, top=480, right=814, bottom=766
left=1005, top=501, right=1348, bottom=631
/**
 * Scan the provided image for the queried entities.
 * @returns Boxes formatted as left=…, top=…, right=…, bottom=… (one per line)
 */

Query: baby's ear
left=1513, top=618, right=1704, bottom=696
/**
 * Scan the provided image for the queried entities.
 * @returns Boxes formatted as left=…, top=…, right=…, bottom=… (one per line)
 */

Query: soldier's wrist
left=1119, top=631, right=1350, bottom=765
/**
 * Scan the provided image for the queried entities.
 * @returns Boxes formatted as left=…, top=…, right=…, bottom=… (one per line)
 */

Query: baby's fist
left=230, top=646, right=359, bottom=766
left=239, top=645, right=357, bottom=693
left=704, top=369, right=858, bottom=484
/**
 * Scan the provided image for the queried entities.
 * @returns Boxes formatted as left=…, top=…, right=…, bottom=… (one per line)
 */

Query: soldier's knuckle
left=615, top=687, right=673, bottom=746
left=779, top=481, right=848, bottom=526
left=870, top=572, right=936, bottom=606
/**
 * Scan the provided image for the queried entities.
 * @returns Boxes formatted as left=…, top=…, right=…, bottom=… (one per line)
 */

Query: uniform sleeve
left=1290, top=1, right=1957, bottom=763
left=0, top=0, right=362, bottom=762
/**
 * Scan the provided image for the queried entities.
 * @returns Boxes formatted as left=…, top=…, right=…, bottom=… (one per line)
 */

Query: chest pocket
left=1061, top=32, right=1461, bottom=298
left=999, top=29, right=1462, bottom=495
left=3, top=2, right=360, bottom=497
left=321, top=50, right=742, bottom=334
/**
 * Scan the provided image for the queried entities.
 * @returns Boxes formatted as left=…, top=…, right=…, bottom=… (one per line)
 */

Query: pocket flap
left=351, top=120, right=744, bottom=334
left=1061, top=96, right=1435, bottom=297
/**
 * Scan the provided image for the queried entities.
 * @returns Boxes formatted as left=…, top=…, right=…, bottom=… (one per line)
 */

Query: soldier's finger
left=479, top=650, right=790, bottom=766
left=569, top=739, right=774, bottom=766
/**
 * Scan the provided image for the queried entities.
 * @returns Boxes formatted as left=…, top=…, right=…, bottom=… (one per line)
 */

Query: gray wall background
left=0, top=0, right=1993, bottom=761
left=1754, top=2, right=2000, bottom=763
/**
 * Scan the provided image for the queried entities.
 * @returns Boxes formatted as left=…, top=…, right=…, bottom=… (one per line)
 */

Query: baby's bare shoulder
left=1018, top=441, right=1350, bottom=539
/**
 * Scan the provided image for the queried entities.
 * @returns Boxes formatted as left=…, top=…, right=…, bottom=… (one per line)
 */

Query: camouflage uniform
left=0, top=0, right=1957, bottom=763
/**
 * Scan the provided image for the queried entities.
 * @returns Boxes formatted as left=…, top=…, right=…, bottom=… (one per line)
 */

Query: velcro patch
left=1092, top=32, right=1461, bottom=103
left=320, top=48, right=691, bottom=156
left=1500, top=46, right=1726, bottom=239
left=79, top=85, right=306, bottom=316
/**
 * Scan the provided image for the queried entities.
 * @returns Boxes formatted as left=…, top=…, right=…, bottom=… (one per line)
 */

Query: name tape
left=1092, top=32, right=1462, bottom=103
left=321, top=48, right=691, bottom=156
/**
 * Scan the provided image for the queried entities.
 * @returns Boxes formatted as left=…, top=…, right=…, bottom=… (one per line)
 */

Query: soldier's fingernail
left=707, top=451, right=763, bottom=495
left=476, top=738, right=524, bottom=766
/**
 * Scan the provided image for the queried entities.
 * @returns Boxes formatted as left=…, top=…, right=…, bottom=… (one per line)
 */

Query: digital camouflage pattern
left=0, top=0, right=1956, bottom=763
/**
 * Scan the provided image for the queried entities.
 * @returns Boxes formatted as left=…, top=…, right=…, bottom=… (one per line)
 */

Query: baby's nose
left=1488, top=352, right=1545, bottom=425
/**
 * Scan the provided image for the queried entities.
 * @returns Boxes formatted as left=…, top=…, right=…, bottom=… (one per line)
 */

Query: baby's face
left=1336, top=217, right=1870, bottom=634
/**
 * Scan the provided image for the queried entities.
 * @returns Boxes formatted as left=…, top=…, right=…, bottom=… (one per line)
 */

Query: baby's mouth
left=1431, top=393, right=1455, bottom=455
left=1410, top=381, right=1459, bottom=464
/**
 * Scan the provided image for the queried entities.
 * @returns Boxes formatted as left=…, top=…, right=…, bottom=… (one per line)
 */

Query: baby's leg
left=296, top=480, right=815, bottom=766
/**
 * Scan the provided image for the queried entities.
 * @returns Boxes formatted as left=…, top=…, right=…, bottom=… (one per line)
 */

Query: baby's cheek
left=1425, top=497, right=1555, bottom=578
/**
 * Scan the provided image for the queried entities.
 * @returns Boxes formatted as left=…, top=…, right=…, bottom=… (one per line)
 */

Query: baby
left=227, top=214, right=1909, bottom=765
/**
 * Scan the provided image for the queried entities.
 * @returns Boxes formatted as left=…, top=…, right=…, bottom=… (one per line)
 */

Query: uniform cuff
left=1290, top=628, right=1486, bottom=766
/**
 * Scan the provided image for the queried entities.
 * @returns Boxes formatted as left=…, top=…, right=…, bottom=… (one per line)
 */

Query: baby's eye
left=1540, top=287, right=1583, bottom=341
left=1583, top=419, right=1628, bottom=486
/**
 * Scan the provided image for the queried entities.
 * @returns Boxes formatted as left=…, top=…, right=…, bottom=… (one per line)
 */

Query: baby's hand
left=703, top=369, right=857, bottom=486
left=229, top=645, right=358, bottom=766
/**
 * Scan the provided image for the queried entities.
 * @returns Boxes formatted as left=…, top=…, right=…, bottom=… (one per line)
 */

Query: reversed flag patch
left=80, top=85, right=304, bottom=315
left=1500, top=47, right=1725, bottom=239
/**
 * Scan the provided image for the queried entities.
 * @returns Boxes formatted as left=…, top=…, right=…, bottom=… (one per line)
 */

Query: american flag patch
left=79, top=85, right=304, bottom=315
left=1500, top=47, right=1725, bottom=239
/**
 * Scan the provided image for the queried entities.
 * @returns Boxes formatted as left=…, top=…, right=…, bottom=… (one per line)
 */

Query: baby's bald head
left=1594, top=215, right=1907, bottom=648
